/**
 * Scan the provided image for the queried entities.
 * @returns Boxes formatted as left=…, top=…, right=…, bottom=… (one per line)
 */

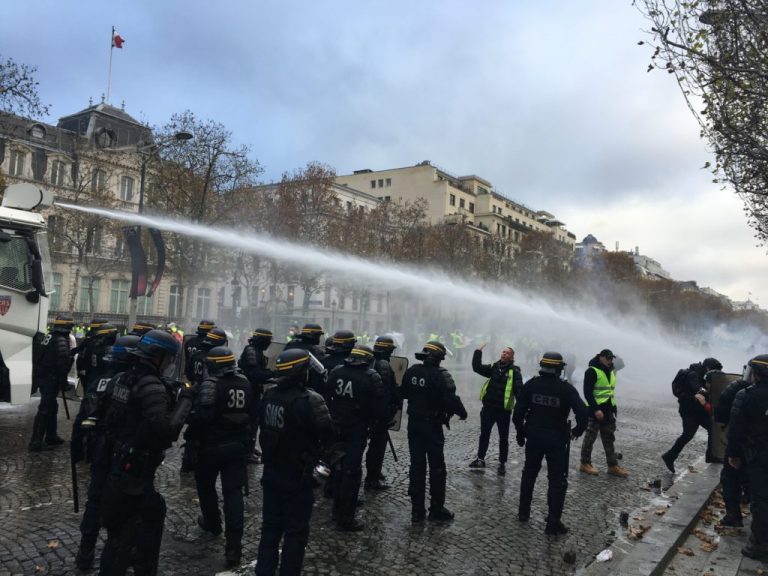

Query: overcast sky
left=4, top=0, right=766, bottom=305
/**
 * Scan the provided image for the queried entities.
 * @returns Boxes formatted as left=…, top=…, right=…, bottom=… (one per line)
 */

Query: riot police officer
left=513, top=352, right=588, bottom=535
left=192, top=346, right=257, bottom=567
left=98, top=329, right=194, bottom=576
left=328, top=345, right=387, bottom=531
left=73, top=318, right=108, bottom=385
left=29, top=316, right=74, bottom=451
left=365, top=335, right=401, bottom=491
left=322, top=330, right=356, bottom=373
left=238, top=328, right=275, bottom=463
left=182, top=327, right=227, bottom=472
left=72, top=324, right=118, bottom=463
left=75, top=334, right=140, bottom=570
left=128, top=322, right=155, bottom=337
left=184, top=320, right=215, bottom=382
left=727, top=354, right=768, bottom=561
left=283, top=322, right=325, bottom=358
left=714, top=365, right=752, bottom=527
left=256, top=348, right=334, bottom=576
left=401, top=341, right=467, bottom=523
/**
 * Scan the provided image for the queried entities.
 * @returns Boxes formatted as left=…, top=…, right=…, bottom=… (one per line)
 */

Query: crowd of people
left=25, top=317, right=768, bottom=574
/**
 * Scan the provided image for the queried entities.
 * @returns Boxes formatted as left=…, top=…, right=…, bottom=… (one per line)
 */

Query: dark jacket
left=726, top=382, right=768, bottom=461
left=191, top=371, right=258, bottom=445
left=327, top=363, right=387, bottom=428
left=583, top=356, right=616, bottom=414
left=259, top=376, right=334, bottom=474
left=714, top=378, right=750, bottom=425
left=401, top=361, right=467, bottom=422
left=472, top=349, right=522, bottom=410
left=374, top=354, right=401, bottom=418
left=238, top=344, right=273, bottom=396
left=33, top=331, right=72, bottom=392
left=677, top=363, right=708, bottom=416
left=513, top=372, right=588, bottom=439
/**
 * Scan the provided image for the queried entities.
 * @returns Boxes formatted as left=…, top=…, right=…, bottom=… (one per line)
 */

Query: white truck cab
left=0, top=183, right=54, bottom=404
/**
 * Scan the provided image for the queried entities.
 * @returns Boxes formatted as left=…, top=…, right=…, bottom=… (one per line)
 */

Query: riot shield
left=388, top=355, right=409, bottom=432
left=707, top=371, right=741, bottom=463
left=265, top=341, right=287, bottom=372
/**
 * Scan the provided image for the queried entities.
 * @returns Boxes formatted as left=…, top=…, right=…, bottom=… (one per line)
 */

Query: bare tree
left=0, top=55, right=49, bottom=119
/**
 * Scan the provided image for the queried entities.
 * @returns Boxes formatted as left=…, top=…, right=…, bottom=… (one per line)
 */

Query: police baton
left=565, top=419, right=572, bottom=480
left=71, top=449, right=80, bottom=513
left=386, top=431, right=398, bottom=463
left=61, top=387, right=70, bottom=420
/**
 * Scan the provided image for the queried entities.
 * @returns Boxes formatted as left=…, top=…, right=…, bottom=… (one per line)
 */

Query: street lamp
left=331, top=299, right=337, bottom=332
left=126, top=130, right=193, bottom=329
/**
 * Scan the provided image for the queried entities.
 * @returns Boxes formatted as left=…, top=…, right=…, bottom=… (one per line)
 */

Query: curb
left=581, top=460, right=721, bottom=576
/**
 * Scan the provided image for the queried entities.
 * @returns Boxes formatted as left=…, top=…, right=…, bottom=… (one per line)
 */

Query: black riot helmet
left=274, top=348, right=311, bottom=382
left=197, top=320, right=215, bottom=337
left=52, top=316, right=75, bottom=333
left=104, top=334, right=141, bottom=366
left=415, top=341, right=446, bottom=363
left=748, top=354, right=768, bottom=383
left=132, top=329, right=179, bottom=363
left=374, top=335, right=397, bottom=357
left=248, top=328, right=273, bottom=350
left=92, top=324, right=119, bottom=347
left=702, top=357, right=723, bottom=372
left=129, top=322, right=155, bottom=336
left=539, top=351, right=566, bottom=375
left=299, top=323, right=324, bottom=344
left=86, top=318, right=108, bottom=337
left=329, top=330, right=356, bottom=353
left=202, top=327, right=228, bottom=349
left=345, top=345, right=375, bottom=367
left=206, top=346, right=238, bottom=376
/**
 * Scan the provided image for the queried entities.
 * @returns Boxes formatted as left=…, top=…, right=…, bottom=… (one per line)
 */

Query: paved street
left=0, top=371, right=706, bottom=576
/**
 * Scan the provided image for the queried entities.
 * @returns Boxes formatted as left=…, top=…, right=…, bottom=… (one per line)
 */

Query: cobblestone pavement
left=0, top=370, right=708, bottom=576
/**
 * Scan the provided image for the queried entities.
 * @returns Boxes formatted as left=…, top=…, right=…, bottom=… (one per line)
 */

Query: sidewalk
left=581, top=459, right=768, bottom=576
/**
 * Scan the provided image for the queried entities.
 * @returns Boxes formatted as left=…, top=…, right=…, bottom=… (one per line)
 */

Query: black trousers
left=365, top=422, right=389, bottom=481
left=80, top=439, right=110, bottom=540
left=333, top=428, right=366, bottom=521
left=477, top=405, right=511, bottom=463
left=195, top=441, right=247, bottom=551
left=256, top=466, right=314, bottom=576
left=519, top=429, right=569, bottom=522
left=407, top=417, right=446, bottom=514
left=747, top=458, right=768, bottom=552
left=665, top=406, right=710, bottom=463
left=99, top=480, right=166, bottom=576
left=721, top=459, right=749, bottom=519
left=31, top=385, right=59, bottom=442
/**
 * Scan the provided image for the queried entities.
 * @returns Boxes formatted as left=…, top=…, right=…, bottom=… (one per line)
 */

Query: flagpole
left=106, top=26, right=114, bottom=104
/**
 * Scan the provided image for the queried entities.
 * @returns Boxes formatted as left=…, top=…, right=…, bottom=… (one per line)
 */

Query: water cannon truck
left=0, top=183, right=55, bottom=404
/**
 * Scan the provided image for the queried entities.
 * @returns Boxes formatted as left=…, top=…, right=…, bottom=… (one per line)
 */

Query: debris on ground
left=677, top=547, right=695, bottom=556
left=595, top=549, right=613, bottom=562
left=627, top=524, right=651, bottom=540
left=654, top=506, right=669, bottom=516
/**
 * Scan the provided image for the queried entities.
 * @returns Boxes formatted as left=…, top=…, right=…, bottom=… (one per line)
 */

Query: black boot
left=28, top=416, right=50, bottom=452
left=336, top=516, right=365, bottom=532
left=661, top=452, right=675, bottom=473
left=428, top=507, right=455, bottom=521
left=75, top=534, right=97, bottom=569
left=545, top=518, right=569, bottom=535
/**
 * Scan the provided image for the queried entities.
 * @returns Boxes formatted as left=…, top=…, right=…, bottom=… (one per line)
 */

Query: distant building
left=336, top=162, right=576, bottom=252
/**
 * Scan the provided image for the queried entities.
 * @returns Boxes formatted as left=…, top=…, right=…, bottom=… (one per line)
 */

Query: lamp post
left=331, top=299, right=337, bottom=332
left=126, top=131, right=193, bottom=329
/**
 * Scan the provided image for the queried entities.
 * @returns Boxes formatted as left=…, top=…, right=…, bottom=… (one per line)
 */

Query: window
left=370, top=180, right=376, bottom=189
left=378, top=179, right=383, bottom=188
left=449, top=194, right=456, bottom=206
left=9, top=150, right=25, bottom=176
left=120, top=176, right=134, bottom=201
left=79, top=278, right=101, bottom=313
left=0, top=238, right=34, bottom=292
left=460, top=198, right=465, bottom=209
left=50, top=272, right=63, bottom=309
left=50, top=160, right=67, bottom=186
left=338, top=296, right=345, bottom=310
left=352, top=319, right=358, bottom=332
left=286, top=285, right=295, bottom=308
left=137, top=295, right=154, bottom=316
left=196, top=287, right=211, bottom=318
left=498, top=208, right=502, bottom=216
left=352, top=294, right=359, bottom=311
left=169, top=285, right=184, bottom=318
left=323, top=286, right=331, bottom=307
left=110, top=279, right=129, bottom=314
left=385, top=178, right=391, bottom=187
left=85, top=225, right=103, bottom=255
left=477, top=186, right=488, bottom=195
left=337, top=318, right=345, bottom=329
left=92, top=169, right=107, bottom=193
left=384, top=195, right=391, bottom=201
left=469, top=202, right=475, bottom=213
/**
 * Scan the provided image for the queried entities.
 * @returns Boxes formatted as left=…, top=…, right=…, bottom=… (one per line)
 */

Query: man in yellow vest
left=579, top=349, right=628, bottom=477
left=469, top=343, right=523, bottom=475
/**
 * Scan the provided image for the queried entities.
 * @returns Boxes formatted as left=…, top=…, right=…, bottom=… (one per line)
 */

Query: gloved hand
left=571, top=426, right=584, bottom=440
left=458, top=407, right=468, bottom=421
left=178, top=382, right=198, bottom=401
left=516, top=432, right=525, bottom=447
